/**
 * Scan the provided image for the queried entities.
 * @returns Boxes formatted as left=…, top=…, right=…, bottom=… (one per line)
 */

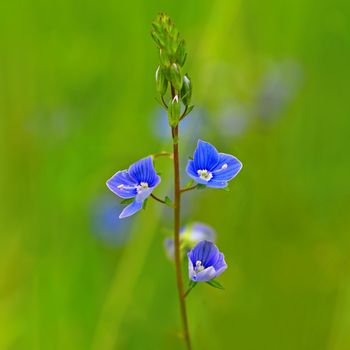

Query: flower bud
left=181, top=75, right=192, bottom=106
left=159, top=49, right=170, bottom=67
left=176, top=39, right=187, bottom=67
left=169, top=63, right=183, bottom=91
left=155, top=66, right=168, bottom=96
left=168, top=95, right=180, bottom=127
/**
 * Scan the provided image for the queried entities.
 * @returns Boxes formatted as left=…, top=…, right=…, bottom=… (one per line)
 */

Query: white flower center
left=195, top=260, right=205, bottom=273
left=136, top=182, right=149, bottom=193
left=197, top=169, right=213, bottom=181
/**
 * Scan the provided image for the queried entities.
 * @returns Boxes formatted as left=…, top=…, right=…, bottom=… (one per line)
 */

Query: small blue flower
left=106, top=156, right=160, bottom=219
left=186, top=140, right=242, bottom=188
left=188, top=240, right=227, bottom=282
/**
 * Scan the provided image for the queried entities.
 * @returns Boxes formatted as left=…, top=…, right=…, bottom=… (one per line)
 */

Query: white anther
left=195, top=260, right=205, bottom=272
left=136, top=182, right=149, bottom=193
left=197, top=169, right=213, bottom=181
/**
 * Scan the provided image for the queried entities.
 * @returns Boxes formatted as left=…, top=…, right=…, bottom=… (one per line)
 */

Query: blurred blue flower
left=164, top=222, right=216, bottom=259
left=256, top=60, right=303, bottom=122
left=217, top=103, right=249, bottom=138
left=188, top=240, right=227, bottom=282
left=90, top=195, right=132, bottom=246
left=186, top=140, right=242, bottom=188
left=106, top=156, right=161, bottom=219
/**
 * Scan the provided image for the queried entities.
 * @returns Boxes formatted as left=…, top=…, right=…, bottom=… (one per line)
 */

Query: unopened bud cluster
left=151, top=13, right=192, bottom=127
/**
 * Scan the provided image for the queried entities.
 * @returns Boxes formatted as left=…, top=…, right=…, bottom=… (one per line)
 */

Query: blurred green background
left=1, top=0, right=350, bottom=349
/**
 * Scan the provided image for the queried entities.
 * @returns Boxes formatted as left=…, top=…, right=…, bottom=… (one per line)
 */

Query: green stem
left=184, top=284, right=197, bottom=298
left=171, top=86, right=192, bottom=350
left=150, top=193, right=167, bottom=205
left=180, top=185, right=198, bottom=194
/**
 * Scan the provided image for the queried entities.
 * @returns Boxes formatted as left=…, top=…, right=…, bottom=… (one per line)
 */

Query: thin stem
left=171, top=85, right=192, bottom=350
left=150, top=193, right=167, bottom=205
left=180, top=185, right=198, bottom=194
left=184, top=284, right=197, bottom=298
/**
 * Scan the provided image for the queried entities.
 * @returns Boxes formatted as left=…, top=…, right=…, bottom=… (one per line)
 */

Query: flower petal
left=119, top=200, right=143, bottom=219
left=189, top=223, right=216, bottom=243
left=213, top=252, right=228, bottom=277
left=135, top=187, right=152, bottom=202
left=106, top=170, right=137, bottom=198
left=186, top=160, right=198, bottom=178
left=206, top=179, right=228, bottom=188
left=188, top=254, right=195, bottom=280
left=212, top=153, right=242, bottom=181
left=193, top=266, right=216, bottom=282
left=193, top=140, right=219, bottom=171
left=128, top=156, right=160, bottom=187
left=164, top=238, right=175, bottom=260
left=189, top=240, right=220, bottom=267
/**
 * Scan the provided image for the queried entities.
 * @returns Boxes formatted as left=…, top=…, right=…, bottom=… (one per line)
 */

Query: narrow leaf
left=206, top=279, right=224, bottom=290
left=142, top=198, right=148, bottom=210
left=184, top=105, right=194, bottom=117
left=155, top=96, right=168, bottom=110
left=184, top=179, right=194, bottom=189
left=120, top=198, right=134, bottom=205
left=164, top=196, right=175, bottom=208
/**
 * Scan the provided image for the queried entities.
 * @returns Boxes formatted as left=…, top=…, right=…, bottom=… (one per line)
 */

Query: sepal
left=206, top=279, right=224, bottom=290
left=155, top=66, right=168, bottom=96
left=169, top=63, right=183, bottom=91
left=181, top=75, right=192, bottom=105
left=120, top=198, right=134, bottom=205
left=168, top=95, right=181, bottom=127
left=165, top=196, right=175, bottom=208
left=176, top=39, right=187, bottom=67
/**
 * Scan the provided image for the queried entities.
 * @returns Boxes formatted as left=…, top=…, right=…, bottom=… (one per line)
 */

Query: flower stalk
left=106, top=13, right=243, bottom=349
left=172, top=102, right=192, bottom=350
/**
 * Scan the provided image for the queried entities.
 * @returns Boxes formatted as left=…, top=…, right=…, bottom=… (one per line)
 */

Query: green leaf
left=183, top=105, right=194, bottom=117
left=206, top=279, right=224, bottom=290
left=184, top=179, right=194, bottom=189
left=155, top=96, right=167, bottom=110
left=120, top=198, right=134, bottom=205
left=164, top=196, right=175, bottom=208
left=142, top=198, right=148, bottom=210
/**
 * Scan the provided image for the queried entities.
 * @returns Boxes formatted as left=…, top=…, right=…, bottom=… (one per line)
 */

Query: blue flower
left=186, top=140, right=242, bottom=188
left=164, top=222, right=216, bottom=260
left=106, top=156, right=160, bottom=219
left=188, top=241, right=227, bottom=282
